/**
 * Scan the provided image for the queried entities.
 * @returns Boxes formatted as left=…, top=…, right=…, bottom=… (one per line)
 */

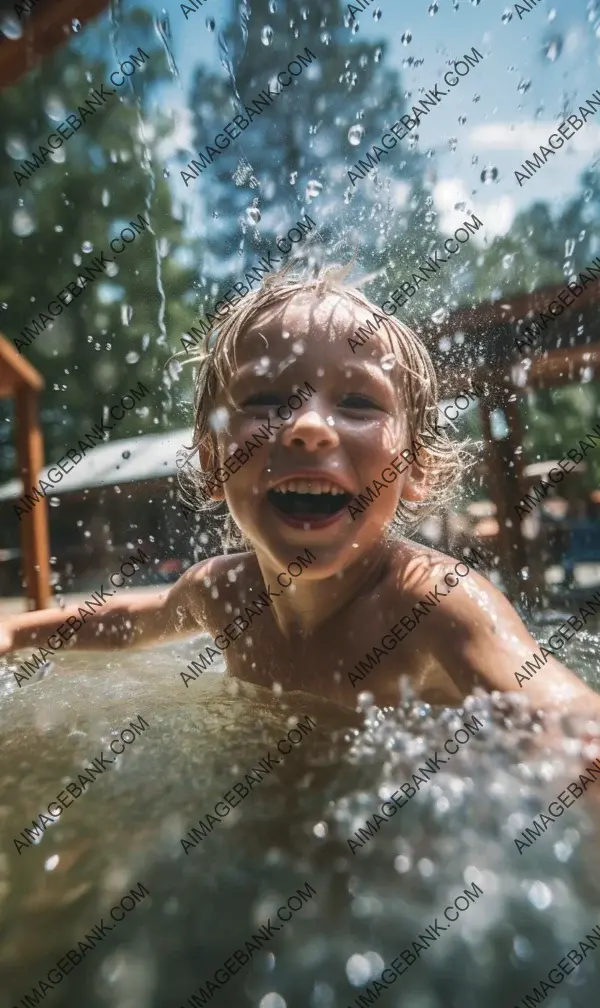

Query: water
left=1, top=625, right=600, bottom=1006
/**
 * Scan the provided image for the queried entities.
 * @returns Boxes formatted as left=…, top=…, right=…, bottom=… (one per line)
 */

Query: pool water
left=1, top=623, right=600, bottom=1007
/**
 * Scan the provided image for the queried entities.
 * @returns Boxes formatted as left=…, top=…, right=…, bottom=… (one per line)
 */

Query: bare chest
left=219, top=595, right=465, bottom=709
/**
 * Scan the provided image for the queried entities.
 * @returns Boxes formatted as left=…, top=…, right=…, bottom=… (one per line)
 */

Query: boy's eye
left=339, top=393, right=384, bottom=411
left=240, top=393, right=282, bottom=411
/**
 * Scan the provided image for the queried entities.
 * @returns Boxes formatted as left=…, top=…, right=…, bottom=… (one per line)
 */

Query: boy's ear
left=401, top=458, right=430, bottom=503
left=198, top=441, right=226, bottom=500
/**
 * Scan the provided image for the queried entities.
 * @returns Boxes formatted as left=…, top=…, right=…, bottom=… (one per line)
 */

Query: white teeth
left=273, top=478, right=346, bottom=494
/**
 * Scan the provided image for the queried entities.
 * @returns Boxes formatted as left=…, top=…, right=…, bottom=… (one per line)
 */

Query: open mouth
left=267, top=485, right=352, bottom=519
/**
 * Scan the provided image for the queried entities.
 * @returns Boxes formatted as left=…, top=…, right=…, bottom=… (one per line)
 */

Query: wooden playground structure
left=0, top=336, right=50, bottom=609
left=422, top=275, right=600, bottom=606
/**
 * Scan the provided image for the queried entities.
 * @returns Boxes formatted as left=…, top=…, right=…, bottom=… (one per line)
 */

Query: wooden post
left=480, top=394, right=535, bottom=610
left=14, top=385, right=51, bottom=610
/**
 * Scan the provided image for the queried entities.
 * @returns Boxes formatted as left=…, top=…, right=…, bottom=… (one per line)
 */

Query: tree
left=0, top=8, right=195, bottom=482
left=183, top=0, right=433, bottom=323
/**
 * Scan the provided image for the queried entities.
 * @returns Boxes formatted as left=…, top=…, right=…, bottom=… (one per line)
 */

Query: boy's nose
left=280, top=409, right=340, bottom=452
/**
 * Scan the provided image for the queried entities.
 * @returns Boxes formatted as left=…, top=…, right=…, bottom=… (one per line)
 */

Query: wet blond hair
left=174, top=264, right=469, bottom=549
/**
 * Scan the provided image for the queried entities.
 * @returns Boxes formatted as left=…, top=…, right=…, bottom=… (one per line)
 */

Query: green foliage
left=0, top=8, right=194, bottom=481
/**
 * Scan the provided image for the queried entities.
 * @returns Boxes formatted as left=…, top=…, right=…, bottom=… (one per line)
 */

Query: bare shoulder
left=171, top=550, right=261, bottom=632
left=387, top=538, right=598, bottom=711
left=386, top=538, right=499, bottom=611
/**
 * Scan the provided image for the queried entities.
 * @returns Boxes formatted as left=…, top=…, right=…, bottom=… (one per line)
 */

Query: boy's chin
left=253, top=514, right=371, bottom=569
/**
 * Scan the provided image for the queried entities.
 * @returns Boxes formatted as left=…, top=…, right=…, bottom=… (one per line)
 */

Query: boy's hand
left=0, top=621, right=14, bottom=657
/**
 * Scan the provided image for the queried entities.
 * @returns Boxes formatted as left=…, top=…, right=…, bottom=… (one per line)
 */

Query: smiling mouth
left=267, top=487, right=352, bottom=518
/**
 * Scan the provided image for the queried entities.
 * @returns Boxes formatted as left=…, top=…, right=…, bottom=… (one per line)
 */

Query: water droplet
left=471, top=0, right=481, bottom=6
left=289, top=170, right=298, bottom=185
left=373, top=7, right=382, bottom=19
left=565, top=238, right=575, bottom=257
left=501, top=8, right=513, bottom=23
left=431, top=307, right=447, bottom=324
left=401, top=30, right=412, bottom=44
left=518, top=79, right=531, bottom=94
left=245, top=206, right=261, bottom=225
left=49, top=497, right=61, bottom=508
left=374, top=47, right=382, bottom=62
left=122, top=450, right=131, bottom=460
left=428, top=2, right=439, bottom=14
left=206, top=16, right=215, bottom=31
left=380, top=353, right=396, bottom=371
left=320, top=30, right=331, bottom=44
left=0, top=13, right=23, bottom=39
left=306, top=179, right=322, bottom=199
left=81, top=240, right=93, bottom=254
left=424, top=211, right=436, bottom=223
left=502, top=253, right=515, bottom=269
left=12, top=209, right=35, bottom=237
left=481, top=165, right=498, bottom=184
left=45, top=100, right=71, bottom=131
left=292, top=340, right=305, bottom=355
left=6, top=135, right=27, bottom=159
left=210, top=407, right=230, bottom=432
left=125, top=351, right=140, bottom=364
left=268, top=0, right=277, bottom=11
left=458, top=114, right=467, bottom=125
left=71, top=18, right=81, bottom=31
left=45, top=854, right=60, bottom=871
left=261, top=25, right=274, bottom=45
left=542, top=36, right=562, bottom=61
left=348, top=123, right=365, bottom=145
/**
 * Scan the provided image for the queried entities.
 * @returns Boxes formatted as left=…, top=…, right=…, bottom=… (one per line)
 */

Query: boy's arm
left=430, top=568, right=600, bottom=720
left=0, top=559, right=216, bottom=655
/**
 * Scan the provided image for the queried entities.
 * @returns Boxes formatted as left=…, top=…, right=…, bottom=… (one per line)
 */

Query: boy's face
left=206, top=292, right=427, bottom=575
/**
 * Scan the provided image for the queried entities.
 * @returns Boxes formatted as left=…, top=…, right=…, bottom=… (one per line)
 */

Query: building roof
left=0, top=427, right=193, bottom=503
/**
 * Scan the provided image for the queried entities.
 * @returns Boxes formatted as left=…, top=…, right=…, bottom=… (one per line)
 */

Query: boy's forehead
left=237, top=291, right=385, bottom=359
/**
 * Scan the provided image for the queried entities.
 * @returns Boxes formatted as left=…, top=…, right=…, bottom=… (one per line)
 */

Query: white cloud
left=155, top=102, right=196, bottom=162
left=433, top=178, right=515, bottom=240
left=391, top=180, right=411, bottom=208
left=468, top=122, right=600, bottom=154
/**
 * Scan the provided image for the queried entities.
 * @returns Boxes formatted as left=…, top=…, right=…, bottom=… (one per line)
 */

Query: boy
left=2, top=269, right=598, bottom=720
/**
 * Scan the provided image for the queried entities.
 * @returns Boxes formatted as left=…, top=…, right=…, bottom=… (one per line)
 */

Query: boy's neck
left=254, top=541, right=391, bottom=638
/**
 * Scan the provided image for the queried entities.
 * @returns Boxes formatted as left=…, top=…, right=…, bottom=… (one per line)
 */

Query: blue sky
left=133, top=0, right=600, bottom=244
left=6, top=0, right=596, bottom=244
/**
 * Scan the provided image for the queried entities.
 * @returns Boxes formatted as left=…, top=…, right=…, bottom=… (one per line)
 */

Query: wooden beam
left=0, top=333, right=44, bottom=394
left=525, top=344, right=600, bottom=391
left=419, top=276, right=600, bottom=343
left=0, top=0, right=109, bottom=91
left=14, top=384, right=51, bottom=610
